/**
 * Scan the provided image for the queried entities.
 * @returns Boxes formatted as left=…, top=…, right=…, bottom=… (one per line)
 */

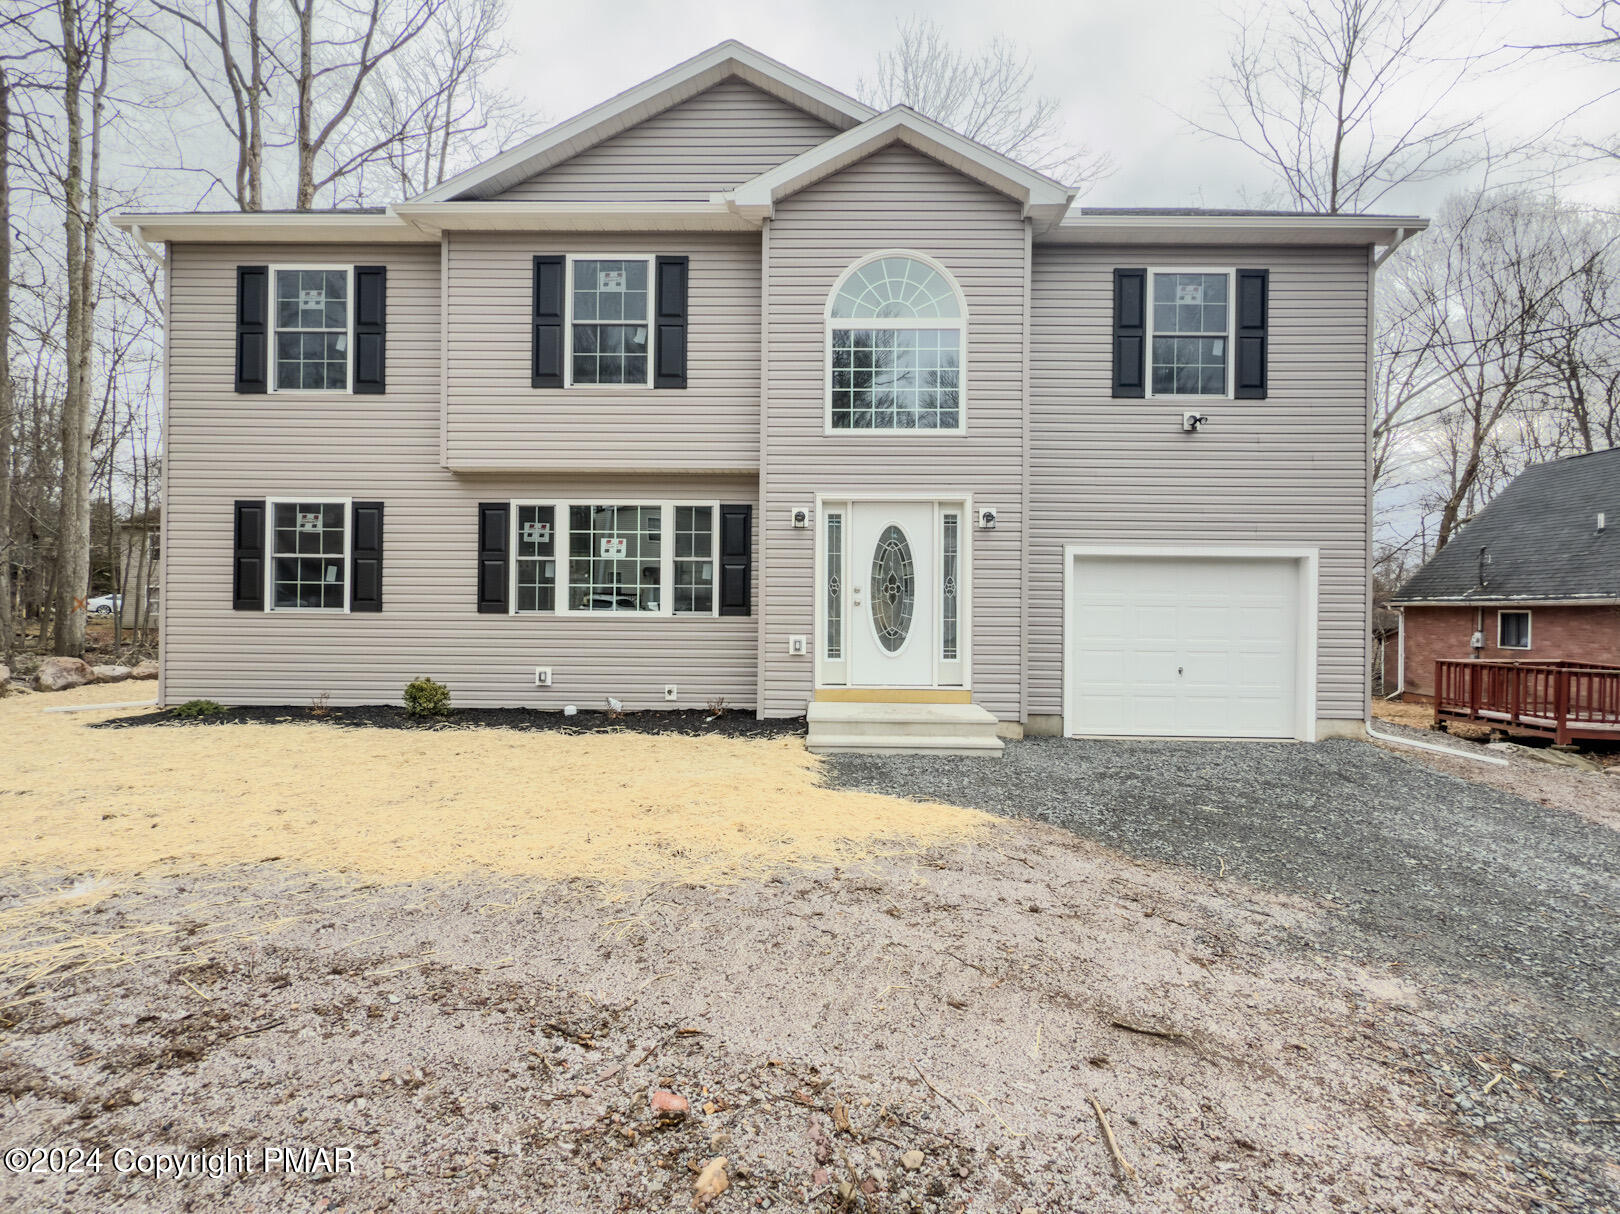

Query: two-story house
left=113, top=41, right=1424, bottom=754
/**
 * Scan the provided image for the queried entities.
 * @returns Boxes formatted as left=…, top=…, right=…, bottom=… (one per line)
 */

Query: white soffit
left=724, top=108, right=1077, bottom=225
left=1044, top=212, right=1431, bottom=246
left=407, top=40, right=875, bottom=206
left=107, top=212, right=432, bottom=244
left=392, top=202, right=759, bottom=234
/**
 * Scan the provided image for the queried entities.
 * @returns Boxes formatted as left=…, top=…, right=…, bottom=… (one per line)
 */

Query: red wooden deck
left=1434, top=659, right=1620, bottom=745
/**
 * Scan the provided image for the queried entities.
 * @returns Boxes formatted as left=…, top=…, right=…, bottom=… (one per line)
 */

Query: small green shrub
left=172, top=699, right=226, bottom=718
left=403, top=676, right=451, bottom=718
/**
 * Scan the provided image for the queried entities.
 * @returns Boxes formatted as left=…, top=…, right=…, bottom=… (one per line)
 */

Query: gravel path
left=827, top=737, right=1620, bottom=1212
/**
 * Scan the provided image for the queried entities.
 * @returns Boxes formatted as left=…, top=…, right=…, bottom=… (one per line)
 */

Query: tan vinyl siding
left=761, top=145, right=1028, bottom=719
left=1028, top=244, right=1371, bottom=722
left=443, top=232, right=760, bottom=471
left=164, top=242, right=758, bottom=709
left=495, top=81, right=836, bottom=202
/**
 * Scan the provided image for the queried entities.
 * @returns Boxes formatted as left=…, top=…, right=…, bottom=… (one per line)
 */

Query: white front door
left=849, top=502, right=936, bottom=686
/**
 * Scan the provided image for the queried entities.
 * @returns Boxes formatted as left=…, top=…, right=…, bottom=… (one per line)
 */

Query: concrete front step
left=805, top=700, right=1005, bottom=756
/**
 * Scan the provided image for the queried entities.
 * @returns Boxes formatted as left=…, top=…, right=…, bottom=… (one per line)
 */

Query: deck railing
left=1434, top=659, right=1620, bottom=744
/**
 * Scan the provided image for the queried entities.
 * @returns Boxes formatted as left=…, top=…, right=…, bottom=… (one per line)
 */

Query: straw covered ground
left=2, top=684, right=988, bottom=885
left=0, top=686, right=1570, bottom=1212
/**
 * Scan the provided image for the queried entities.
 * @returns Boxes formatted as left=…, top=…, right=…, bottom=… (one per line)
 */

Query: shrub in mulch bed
left=95, top=703, right=806, bottom=739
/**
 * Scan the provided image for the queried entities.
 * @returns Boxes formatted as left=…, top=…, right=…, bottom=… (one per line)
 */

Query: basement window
left=1498, top=611, right=1531, bottom=650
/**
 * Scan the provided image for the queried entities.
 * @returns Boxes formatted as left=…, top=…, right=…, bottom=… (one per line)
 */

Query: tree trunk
left=54, top=0, right=90, bottom=659
left=0, top=68, right=13, bottom=665
left=295, top=0, right=315, bottom=209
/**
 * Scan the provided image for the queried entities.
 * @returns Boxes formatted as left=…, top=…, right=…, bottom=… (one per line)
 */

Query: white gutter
left=130, top=224, right=166, bottom=265
left=1366, top=724, right=1510, bottom=766
left=1373, top=226, right=1415, bottom=269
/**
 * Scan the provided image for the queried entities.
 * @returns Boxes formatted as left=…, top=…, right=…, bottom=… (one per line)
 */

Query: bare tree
left=858, top=17, right=1110, bottom=189
left=0, top=65, right=13, bottom=664
left=1197, top=0, right=1479, bottom=212
left=146, top=0, right=277, bottom=209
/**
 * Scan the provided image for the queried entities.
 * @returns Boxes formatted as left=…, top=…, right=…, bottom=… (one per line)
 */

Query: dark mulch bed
left=95, top=703, right=805, bottom=739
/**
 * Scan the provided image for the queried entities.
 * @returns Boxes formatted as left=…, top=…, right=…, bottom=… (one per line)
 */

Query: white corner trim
left=1061, top=543, right=1320, bottom=743
left=406, top=41, right=874, bottom=205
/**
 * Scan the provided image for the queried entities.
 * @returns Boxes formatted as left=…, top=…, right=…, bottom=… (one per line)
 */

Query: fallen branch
left=1109, top=1017, right=1187, bottom=1042
left=911, top=1060, right=963, bottom=1112
left=222, top=1018, right=284, bottom=1041
left=1089, top=1094, right=1136, bottom=1189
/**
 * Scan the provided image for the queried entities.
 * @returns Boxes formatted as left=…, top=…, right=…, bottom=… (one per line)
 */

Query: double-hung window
left=1498, top=610, right=1531, bottom=650
left=268, top=499, right=349, bottom=611
left=569, top=257, right=652, bottom=386
left=510, top=502, right=717, bottom=616
left=828, top=255, right=965, bottom=432
left=272, top=267, right=352, bottom=391
left=1147, top=270, right=1232, bottom=397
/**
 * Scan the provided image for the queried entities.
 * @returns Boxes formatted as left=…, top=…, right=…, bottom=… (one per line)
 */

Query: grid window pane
left=1149, top=272, right=1228, bottom=396
left=673, top=506, right=714, bottom=614
left=570, top=259, right=650, bottom=386
left=273, top=269, right=349, bottom=391
left=270, top=501, right=346, bottom=609
left=515, top=505, right=557, bottom=613
left=566, top=504, right=662, bottom=612
left=829, top=328, right=961, bottom=430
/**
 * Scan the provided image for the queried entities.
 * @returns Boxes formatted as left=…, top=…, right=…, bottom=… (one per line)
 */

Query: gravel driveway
left=828, top=737, right=1620, bottom=1213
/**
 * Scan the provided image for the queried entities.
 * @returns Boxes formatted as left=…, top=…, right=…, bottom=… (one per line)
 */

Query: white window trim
left=508, top=499, right=721, bottom=618
left=1497, top=609, right=1532, bottom=650
left=264, top=496, right=351, bottom=614
left=823, top=250, right=969, bottom=437
left=267, top=264, right=355, bottom=394
left=1144, top=266, right=1235, bottom=401
left=563, top=254, right=656, bottom=390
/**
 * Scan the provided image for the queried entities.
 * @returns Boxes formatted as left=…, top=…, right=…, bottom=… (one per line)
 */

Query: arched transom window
left=828, top=255, right=964, bottom=432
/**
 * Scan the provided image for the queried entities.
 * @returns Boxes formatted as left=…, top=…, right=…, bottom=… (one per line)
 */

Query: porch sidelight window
left=941, top=511, right=960, bottom=661
left=825, top=511, right=843, bottom=659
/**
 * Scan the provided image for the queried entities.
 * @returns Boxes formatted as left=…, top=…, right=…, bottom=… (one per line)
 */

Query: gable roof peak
left=407, top=40, right=874, bottom=205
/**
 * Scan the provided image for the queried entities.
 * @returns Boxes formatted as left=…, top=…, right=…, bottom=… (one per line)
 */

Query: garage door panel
left=1069, top=555, right=1303, bottom=739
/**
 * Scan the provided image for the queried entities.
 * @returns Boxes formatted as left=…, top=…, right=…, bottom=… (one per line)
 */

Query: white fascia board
left=1042, top=213, right=1431, bottom=246
left=406, top=41, right=875, bottom=206
left=107, top=211, right=431, bottom=244
left=392, top=201, right=760, bottom=234
left=724, top=107, right=1077, bottom=221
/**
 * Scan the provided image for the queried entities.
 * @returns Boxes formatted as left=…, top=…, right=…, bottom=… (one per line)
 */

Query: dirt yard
left=0, top=689, right=1573, bottom=1211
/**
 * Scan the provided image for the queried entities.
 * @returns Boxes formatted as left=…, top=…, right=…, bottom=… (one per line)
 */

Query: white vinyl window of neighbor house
left=267, top=499, right=349, bottom=611
left=1147, top=269, right=1233, bottom=398
left=827, top=254, right=966, bottom=432
left=568, top=256, right=653, bottom=387
left=1498, top=610, right=1532, bottom=650
left=510, top=502, right=717, bottom=616
left=271, top=267, right=352, bottom=392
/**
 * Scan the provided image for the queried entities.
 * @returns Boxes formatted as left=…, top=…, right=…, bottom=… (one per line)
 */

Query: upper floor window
left=569, top=257, right=652, bottom=387
left=827, top=254, right=965, bottom=433
left=273, top=267, right=351, bottom=391
left=1148, top=270, right=1231, bottom=397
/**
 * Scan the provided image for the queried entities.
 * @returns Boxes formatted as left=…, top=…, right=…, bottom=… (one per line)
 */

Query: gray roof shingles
left=1394, top=448, right=1620, bottom=604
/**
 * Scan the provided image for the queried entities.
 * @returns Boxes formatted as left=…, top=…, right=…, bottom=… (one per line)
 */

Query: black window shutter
left=531, top=256, right=565, bottom=388
left=1111, top=268, right=1147, bottom=398
left=353, top=266, right=387, bottom=394
left=654, top=255, right=689, bottom=389
left=235, top=266, right=269, bottom=393
left=1234, top=268, right=1269, bottom=399
left=350, top=501, right=384, bottom=611
left=232, top=499, right=266, bottom=610
left=718, top=504, right=751, bottom=617
left=477, top=502, right=510, bottom=613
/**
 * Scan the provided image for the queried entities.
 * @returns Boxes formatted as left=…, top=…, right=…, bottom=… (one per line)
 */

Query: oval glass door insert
left=870, top=524, right=916, bottom=652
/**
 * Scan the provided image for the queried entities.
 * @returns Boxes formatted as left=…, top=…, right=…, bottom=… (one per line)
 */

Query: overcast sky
left=489, top=0, right=1617, bottom=214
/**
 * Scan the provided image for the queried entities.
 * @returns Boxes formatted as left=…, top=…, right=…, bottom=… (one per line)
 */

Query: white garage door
left=1068, top=555, right=1303, bottom=739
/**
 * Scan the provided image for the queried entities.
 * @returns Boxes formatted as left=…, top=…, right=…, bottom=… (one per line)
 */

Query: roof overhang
left=107, top=211, right=432, bottom=244
left=1043, top=212, right=1429, bottom=246
left=722, top=107, right=1077, bottom=228
left=391, top=201, right=759, bottom=234
left=407, top=41, right=874, bottom=205
left=1390, top=595, right=1620, bottom=607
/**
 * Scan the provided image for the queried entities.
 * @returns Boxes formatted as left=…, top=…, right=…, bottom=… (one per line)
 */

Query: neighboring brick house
left=1391, top=448, right=1620, bottom=700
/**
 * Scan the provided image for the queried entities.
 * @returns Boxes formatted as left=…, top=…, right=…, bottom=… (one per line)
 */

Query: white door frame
left=815, top=493, right=973, bottom=690
left=1062, top=543, right=1319, bottom=741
